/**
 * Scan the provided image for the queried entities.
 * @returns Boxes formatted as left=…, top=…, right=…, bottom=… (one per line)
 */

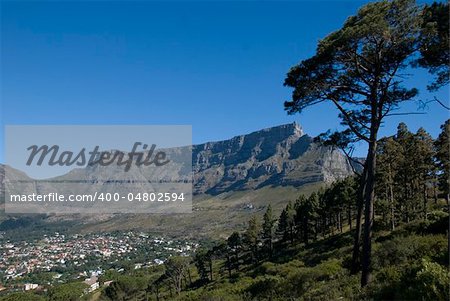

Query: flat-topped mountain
left=0, top=123, right=354, bottom=197
left=192, top=123, right=353, bottom=194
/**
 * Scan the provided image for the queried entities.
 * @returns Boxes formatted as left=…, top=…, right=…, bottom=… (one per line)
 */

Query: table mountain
left=192, top=122, right=353, bottom=194
left=0, top=123, right=354, bottom=197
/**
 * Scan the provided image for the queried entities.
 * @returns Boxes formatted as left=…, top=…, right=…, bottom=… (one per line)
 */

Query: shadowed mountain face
left=192, top=123, right=354, bottom=194
left=0, top=123, right=354, bottom=197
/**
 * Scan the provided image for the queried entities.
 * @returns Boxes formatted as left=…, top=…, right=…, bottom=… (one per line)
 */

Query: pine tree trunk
left=433, top=180, right=438, bottom=204
left=351, top=166, right=367, bottom=274
left=388, top=163, right=395, bottom=231
left=289, top=225, right=294, bottom=246
left=361, top=137, right=377, bottom=287
left=331, top=214, right=335, bottom=235
left=390, top=184, right=395, bottom=231
left=447, top=192, right=449, bottom=266
left=269, top=236, right=273, bottom=258
left=314, top=221, right=318, bottom=240
left=209, top=258, right=213, bottom=281
left=235, top=249, right=239, bottom=271
left=226, top=254, right=231, bottom=278
left=304, top=219, right=308, bottom=245
left=423, top=184, right=428, bottom=220
left=404, top=174, right=410, bottom=223
left=348, top=203, right=352, bottom=230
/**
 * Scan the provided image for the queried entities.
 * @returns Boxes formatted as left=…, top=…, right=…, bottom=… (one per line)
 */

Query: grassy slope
left=89, top=210, right=449, bottom=301
left=0, top=184, right=322, bottom=241
left=77, top=183, right=323, bottom=239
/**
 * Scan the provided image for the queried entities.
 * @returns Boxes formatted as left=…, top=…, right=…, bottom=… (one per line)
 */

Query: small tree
left=244, top=216, right=260, bottom=263
left=413, top=127, right=435, bottom=220
left=277, top=201, right=295, bottom=245
left=376, top=136, right=402, bottom=230
left=295, top=193, right=318, bottom=245
left=395, top=123, right=416, bottom=223
left=262, top=204, right=276, bottom=257
left=164, top=256, right=190, bottom=295
left=193, top=248, right=210, bottom=283
left=227, top=231, right=242, bottom=271
left=435, top=119, right=450, bottom=204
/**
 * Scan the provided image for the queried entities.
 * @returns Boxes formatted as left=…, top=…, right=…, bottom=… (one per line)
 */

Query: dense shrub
left=370, top=258, right=449, bottom=301
left=413, top=258, right=450, bottom=301
left=0, top=293, right=46, bottom=301
left=372, top=234, right=447, bottom=268
left=246, top=275, right=283, bottom=300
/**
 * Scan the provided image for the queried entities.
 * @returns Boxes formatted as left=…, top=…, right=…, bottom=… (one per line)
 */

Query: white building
left=84, top=276, right=99, bottom=293
left=24, top=283, right=39, bottom=291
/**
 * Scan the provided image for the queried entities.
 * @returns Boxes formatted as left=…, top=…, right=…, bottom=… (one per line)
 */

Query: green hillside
left=94, top=214, right=447, bottom=301
left=6, top=204, right=446, bottom=301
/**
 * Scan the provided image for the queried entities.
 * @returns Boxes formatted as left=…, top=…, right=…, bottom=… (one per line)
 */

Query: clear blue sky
left=1, top=0, right=448, bottom=161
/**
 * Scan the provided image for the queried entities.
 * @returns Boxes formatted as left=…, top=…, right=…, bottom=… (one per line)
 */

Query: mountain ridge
left=0, top=123, right=354, bottom=197
left=191, top=122, right=353, bottom=194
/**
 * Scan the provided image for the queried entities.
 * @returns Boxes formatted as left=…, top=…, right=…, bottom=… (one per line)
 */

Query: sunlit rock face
left=191, top=123, right=354, bottom=194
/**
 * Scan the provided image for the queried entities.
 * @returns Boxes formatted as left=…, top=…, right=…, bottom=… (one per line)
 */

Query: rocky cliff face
left=191, top=123, right=353, bottom=194
left=0, top=123, right=355, bottom=197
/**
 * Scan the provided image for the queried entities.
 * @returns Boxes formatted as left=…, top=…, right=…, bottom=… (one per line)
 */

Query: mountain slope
left=1, top=123, right=353, bottom=196
left=192, top=122, right=352, bottom=194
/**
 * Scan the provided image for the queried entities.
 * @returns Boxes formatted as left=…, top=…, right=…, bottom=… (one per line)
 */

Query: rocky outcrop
left=191, top=123, right=354, bottom=194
